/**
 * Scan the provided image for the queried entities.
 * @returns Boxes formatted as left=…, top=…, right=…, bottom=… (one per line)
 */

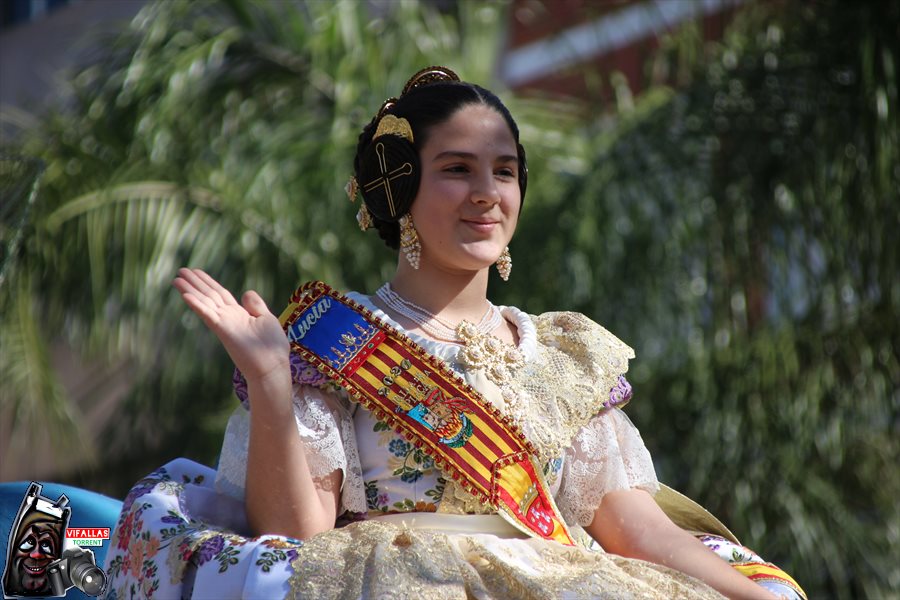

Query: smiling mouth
left=462, top=220, right=499, bottom=230
left=24, top=564, right=46, bottom=574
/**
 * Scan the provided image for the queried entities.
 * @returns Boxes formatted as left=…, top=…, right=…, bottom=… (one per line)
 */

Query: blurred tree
left=1, top=0, right=896, bottom=596
left=1, top=0, right=560, bottom=492
left=508, top=1, right=899, bottom=597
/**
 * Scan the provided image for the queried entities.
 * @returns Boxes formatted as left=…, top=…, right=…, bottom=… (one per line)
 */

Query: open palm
left=173, top=268, right=289, bottom=382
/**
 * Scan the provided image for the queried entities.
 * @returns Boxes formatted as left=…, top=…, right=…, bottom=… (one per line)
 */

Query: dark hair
left=353, top=80, right=527, bottom=249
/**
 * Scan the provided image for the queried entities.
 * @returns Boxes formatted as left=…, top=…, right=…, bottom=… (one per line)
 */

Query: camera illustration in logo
left=2, top=483, right=106, bottom=598
left=45, top=547, right=105, bottom=597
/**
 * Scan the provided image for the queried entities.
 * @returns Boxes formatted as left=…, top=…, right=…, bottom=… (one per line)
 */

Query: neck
left=388, top=260, right=491, bottom=324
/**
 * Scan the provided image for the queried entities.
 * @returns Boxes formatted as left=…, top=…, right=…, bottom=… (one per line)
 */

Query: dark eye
left=39, top=541, right=54, bottom=554
left=496, top=167, right=516, bottom=178
left=444, top=164, right=469, bottom=173
left=18, top=538, right=35, bottom=552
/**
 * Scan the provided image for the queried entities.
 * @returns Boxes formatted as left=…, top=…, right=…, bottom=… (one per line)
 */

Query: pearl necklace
left=375, top=283, right=504, bottom=344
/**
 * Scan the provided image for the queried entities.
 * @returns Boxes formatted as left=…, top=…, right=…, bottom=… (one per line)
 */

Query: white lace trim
left=214, top=385, right=367, bottom=515
left=345, top=292, right=539, bottom=365
left=217, top=290, right=656, bottom=524
left=556, top=408, right=659, bottom=527
left=346, top=293, right=655, bottom=521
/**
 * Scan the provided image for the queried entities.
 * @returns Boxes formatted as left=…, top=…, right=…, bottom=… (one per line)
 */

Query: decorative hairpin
left=401, top=66, right=460, bottom=95
left=356, top=204, right=373, bottom=231
left=350, top=66, right=460, bottom=231
left=345, top=176, right=359, bottom=202
left=374, top=114, right=414, bottom=143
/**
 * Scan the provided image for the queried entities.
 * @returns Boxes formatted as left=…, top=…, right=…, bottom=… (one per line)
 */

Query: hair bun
left=358, top=135, right=420, bottom=222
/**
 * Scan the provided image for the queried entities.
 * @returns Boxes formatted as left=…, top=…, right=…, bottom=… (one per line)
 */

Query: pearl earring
left=495, top=246, right=511, bottom=281
left=399, top=214, right=421, bottom=270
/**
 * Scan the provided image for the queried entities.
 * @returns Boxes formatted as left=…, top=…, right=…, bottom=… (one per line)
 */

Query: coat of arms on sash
left=404, top=387, right=473, bottom=448
left=279, top=281, right=576, bottom=547
left=325, top=318, right=475, bottom=449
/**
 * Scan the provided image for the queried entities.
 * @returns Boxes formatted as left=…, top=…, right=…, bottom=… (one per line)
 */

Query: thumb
left=241, top=290, right=271, bottom=318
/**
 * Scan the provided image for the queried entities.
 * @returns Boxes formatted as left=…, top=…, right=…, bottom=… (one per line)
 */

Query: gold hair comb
left=401, top=66, right=460, bottom=96
left=373, top=114, right=414, bottom=143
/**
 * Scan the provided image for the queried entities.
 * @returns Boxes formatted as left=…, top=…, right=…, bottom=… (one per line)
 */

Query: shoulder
left=525, top=311, right=635, bottom=413
left=528, top=310, right=635, bottom=367
left=495, top=309, right=637, bottom=460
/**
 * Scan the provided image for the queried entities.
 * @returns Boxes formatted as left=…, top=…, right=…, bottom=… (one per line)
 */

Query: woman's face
left=409, top=103, right=521, bottom=275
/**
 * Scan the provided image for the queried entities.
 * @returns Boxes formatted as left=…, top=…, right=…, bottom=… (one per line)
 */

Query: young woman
left=104, top=67, right=804, bottom=599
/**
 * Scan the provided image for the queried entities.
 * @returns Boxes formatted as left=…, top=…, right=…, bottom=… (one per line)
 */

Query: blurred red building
left=499, top=0, right=746, bottom=103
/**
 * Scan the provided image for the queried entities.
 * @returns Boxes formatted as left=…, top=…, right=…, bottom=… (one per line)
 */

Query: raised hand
left=173, top=268, right=289, bottom=383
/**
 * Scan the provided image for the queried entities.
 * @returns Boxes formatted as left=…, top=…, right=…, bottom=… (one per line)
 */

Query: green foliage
left=506, top=1, right=898, bottom=596
left=2, top=0, right=526, bottom=491
left=2, top=0, right=896, bottom=596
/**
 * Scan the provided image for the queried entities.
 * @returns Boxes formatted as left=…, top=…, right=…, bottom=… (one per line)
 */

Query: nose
left=470, top=172, right=500, bottom=205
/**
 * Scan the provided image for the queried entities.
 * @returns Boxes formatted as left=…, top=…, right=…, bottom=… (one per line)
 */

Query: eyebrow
left=432, top=151, right=519, bottom=164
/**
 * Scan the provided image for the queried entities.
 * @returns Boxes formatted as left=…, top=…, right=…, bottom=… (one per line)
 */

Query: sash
left=278, top=281, right=575, bottom=546
left=731, top=563, right=807, bottom=599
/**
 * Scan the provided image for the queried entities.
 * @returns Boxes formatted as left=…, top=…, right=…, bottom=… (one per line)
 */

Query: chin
left=425, top=245, right=503, bottom=273
left=461, top=241, right=507, bottom=262
left=428, top=258, right=494, bottom=276
left=459, top=253, right=502, bottom=272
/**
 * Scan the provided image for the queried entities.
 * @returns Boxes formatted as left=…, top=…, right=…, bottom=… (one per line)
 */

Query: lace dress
left=102, top=294, right=725, bottom=599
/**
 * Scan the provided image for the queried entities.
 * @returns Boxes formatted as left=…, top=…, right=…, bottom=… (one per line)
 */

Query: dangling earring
left=495, top=246, right=511, bottom=281
left=399, top=214, right=421, bottom=270
left=356, top=204, right=373, bottom=231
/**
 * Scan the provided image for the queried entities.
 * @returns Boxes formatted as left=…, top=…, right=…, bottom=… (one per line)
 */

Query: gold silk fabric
left=287, top=519, right=723, bottom=599
left=439, top=310, right=638, bottom=517
left=507, top=311, right=635, bottom=463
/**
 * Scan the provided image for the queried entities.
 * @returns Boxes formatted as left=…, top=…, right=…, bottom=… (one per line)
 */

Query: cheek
left=508, top=211, right=520, bottom=234
left=503, top=196, right=521, bottom=227
left=420, top=179, right=461, bottom=206
left=506, top=193, right=521, bottom=214
left=410, top=184, right=456, bottom=223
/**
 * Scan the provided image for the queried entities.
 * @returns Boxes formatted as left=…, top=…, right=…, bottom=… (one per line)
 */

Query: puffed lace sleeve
left=556, top=407, right=659, bottom=527
left=215, top=383, right=367, bottom=515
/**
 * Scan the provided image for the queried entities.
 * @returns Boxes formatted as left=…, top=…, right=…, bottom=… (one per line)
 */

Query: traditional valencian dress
left=102, top=290, right=802, bottom=600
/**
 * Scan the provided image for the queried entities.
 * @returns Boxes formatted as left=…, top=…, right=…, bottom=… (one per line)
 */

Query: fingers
left=173, top=268, right=237, bottom=328
left=193, top=269, right=239, bottom=305
left=241, top=290, right=271, bottom=318
left=172, top=268, right=272, bottom=330
left=178, top=289, right=221, bottom=327
left=174, top=268, right=238, bottom=307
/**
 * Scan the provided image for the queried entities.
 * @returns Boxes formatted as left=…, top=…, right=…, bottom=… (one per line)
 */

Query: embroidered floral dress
left=102, top=294, right=794, bottom=599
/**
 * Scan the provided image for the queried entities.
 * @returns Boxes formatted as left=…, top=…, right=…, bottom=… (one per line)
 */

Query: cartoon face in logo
left=7, top=519, right=62, bottom=595
left=2, top=483, right=69, bottom=598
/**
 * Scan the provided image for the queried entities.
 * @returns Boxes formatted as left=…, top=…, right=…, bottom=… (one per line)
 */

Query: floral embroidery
left=366, top=480, right=391, bottom=512
left=387, top=438, right=434, bottom=483
left=196, top=535, right=225, bottom=566
left=543, top=457, right=564, bottom=487
left=607, top=375, right=633, bottom=408
left=456, top=322, right=525, bottom=386
left=697, top=534, right=764, bottom=564
left=364, top=420, right=446, bottom=513
left=425, top=476, right=447, bottom=504
left=388, top=438, right=411, bottom=457
left=257, top=547, right=300, bottom=573
left=105, top=461, right=306, bottom=599
left=233, top=351, right=333, bottom=409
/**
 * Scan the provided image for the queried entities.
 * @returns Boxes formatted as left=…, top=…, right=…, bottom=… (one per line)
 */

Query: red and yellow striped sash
left=279, top=281, right=575, bottom=546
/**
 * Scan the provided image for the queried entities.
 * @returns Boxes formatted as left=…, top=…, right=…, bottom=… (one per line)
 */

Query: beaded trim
left=375, top=282, right=503, bottom=345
